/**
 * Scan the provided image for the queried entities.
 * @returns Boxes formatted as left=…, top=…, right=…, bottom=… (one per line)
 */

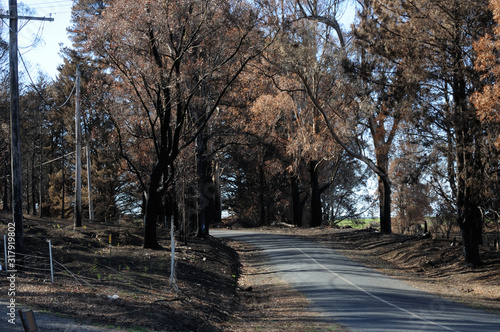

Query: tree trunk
left=460, top=216, right=482, bottom=267
left=455, top=114, right=483, bottom=266
left=31, top=154, right=37, bottom=216
left=143, top=194, right=161, bottom=249
left=196, top=133, right=214, bottom=238
left=212, top=159, right=222, bottom=225
left=61, top=158, right=65, bottom=219
left=205, top=140, right=221, bottom=228
left=378, top=175, right=392, bottom=234
left=291, top=174, right=303, bottom=227
left=374, top=145, right=392, bottom=234
left=259, top=164, right=267, bottom=226
left=143, top=164, right=162, bottom=249
left=452, top=28, right=483, bottom=266
left=310, top=160, right=322, bottom=227
left=25, top=168, right=30, bottom=215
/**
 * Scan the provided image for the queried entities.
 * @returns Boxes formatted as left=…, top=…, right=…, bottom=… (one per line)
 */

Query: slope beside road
left=212, top=230, right=500, bottom=332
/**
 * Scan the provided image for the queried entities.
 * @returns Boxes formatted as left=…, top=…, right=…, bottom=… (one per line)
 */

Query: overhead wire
left=3, top=0, right=77, bottom=109
left=18, top=17, right=46, bottom=50
left=18, top=46, right=77, bottom=110
left=18, top=1, right=74, bottom=9
left=0, top=1, right=76, bottom=111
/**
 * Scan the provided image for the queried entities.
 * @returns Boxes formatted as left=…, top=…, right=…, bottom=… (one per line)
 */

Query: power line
left=17, top=1, right=74, bottom=8
left=28, top=0, right=73, bottom=4
left=18, top=17, right=46, bottom=50
left=18, top=47, right=77, bottom=110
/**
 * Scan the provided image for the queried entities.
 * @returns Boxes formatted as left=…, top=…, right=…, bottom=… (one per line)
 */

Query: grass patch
left=336, top=218, right=379, bottom=229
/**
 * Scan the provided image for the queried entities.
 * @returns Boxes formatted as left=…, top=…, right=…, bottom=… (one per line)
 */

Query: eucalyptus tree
left=256, top=0, right=413, bottom=232
left=72, top=0, right=265, bottom=247
left=356, top=0, right=492, bottom=266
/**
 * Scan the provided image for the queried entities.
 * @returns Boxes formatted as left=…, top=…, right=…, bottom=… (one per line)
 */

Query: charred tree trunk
left=143, top=163, right=163, bottom=249
left=375, top=146, right=392, bottom=234
left=291, top=174, right=303, bottom=227
left=196, top=135, right=209, bottom=238
left=61, top=157, right=65, bottom=219
left=25, top=168, right=30, bottom=215
left=2, top=166, right=9, bottom=211
left=31, top=153, right=37, bottom=216
left=455, top=107, right=483, bottom=266
left=195, top=131, right=220, bottom=237
left=212, top=159, right=222, bottom=225
left=259, top=163, right=267, bottom=226
left=378, top=175, right=392, bottom=234
left=165, top=189, right=179, bottom=230
left=452, top=25, right=483, bottom=267
left=310, top=160, right=322, bottom=227
left=459, top=209, right=483, bottom=267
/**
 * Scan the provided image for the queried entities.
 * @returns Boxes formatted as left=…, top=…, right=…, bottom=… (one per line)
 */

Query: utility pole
left=1, top=1, right=53, bottom=253
left=74, top=65, right=82, bottom=228
left=86, top=146, right=94, bottom=222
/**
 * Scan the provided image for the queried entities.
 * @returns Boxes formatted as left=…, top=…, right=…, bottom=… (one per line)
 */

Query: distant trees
left=391, top=138, right=433, bottom=234
left=254, top=0, right=401, bottom=231
left=217, top=54, right=368, bottom=227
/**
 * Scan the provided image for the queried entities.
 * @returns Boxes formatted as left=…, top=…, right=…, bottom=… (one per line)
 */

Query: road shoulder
left=222, top=239, right=349, bottom=332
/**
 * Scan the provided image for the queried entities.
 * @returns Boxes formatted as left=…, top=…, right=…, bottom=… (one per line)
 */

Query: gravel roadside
left=0, top=299, right=122, bottom=332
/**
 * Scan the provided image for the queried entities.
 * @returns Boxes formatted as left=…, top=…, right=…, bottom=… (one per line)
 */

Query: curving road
left=212, top=230, right=500, bottom=332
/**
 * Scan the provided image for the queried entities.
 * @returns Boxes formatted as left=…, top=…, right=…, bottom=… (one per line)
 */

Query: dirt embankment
left=0, top=214, right=240, bottom=331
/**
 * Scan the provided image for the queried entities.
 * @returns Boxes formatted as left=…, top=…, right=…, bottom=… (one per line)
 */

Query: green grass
left=336, top=218, right=379, bottom=229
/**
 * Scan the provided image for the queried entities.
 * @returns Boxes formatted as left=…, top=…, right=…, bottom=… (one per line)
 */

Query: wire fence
left=3, top=235, right=53, bottom=282
left=2, top=235, right=92, bottom=286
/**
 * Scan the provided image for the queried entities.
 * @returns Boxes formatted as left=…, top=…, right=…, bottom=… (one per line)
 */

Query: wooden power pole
left=1, top=0, right=53, bottom=253
left=86, top=146, right=94, bottom=222
left=74, top=65, right=82, bottom=228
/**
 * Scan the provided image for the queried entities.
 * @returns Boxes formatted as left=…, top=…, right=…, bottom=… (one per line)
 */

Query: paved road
left=212, top=230, right=500, bottom=332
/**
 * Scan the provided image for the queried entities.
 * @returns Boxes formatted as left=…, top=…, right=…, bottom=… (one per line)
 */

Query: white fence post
left=170, top=217, right=175, bottom=283
left=48, top=240, right=54, bottom=283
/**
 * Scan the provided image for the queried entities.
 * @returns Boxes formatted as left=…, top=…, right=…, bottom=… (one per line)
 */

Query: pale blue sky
left=1, top=0, right=73, bottom=79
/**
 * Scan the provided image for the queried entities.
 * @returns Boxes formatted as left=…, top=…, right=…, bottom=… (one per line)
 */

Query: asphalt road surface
left=212, top=230, right=500, bottom=332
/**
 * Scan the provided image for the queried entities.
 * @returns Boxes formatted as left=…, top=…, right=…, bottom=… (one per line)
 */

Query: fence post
left=170, top=218, right=175, bottom=283
left=48, top=240, right=54, bottom=283
left=3, top=234, right=7, bottom=274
